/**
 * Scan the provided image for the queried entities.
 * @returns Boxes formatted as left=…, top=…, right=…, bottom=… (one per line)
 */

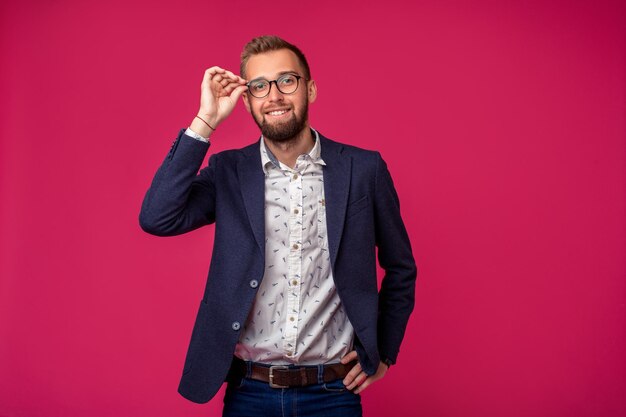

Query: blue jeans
left=222, top=364, right=363, bottom=417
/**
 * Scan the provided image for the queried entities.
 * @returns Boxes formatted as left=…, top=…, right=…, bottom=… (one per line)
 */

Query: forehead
left=245, top=49, right=304, bottom=80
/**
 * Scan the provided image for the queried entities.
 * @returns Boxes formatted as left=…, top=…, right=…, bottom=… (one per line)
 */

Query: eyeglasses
left=246, top=73, right=304, bottom=98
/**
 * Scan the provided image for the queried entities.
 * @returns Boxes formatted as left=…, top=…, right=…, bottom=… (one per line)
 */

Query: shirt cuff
left=185, top=127, right=210, bottom=143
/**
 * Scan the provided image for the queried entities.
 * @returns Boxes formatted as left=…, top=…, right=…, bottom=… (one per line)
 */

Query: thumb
left=231, top=85, right=248, bottom=103
left=341, top=350, right=357, bottom=364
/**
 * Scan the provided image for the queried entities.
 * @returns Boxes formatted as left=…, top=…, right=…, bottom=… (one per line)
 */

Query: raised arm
left=138, top=67, right=247, bottom=236
left=189, top=66, right=248, bottom=137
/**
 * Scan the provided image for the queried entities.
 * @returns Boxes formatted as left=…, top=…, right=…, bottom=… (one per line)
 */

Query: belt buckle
left=268, top=365, right=289, bottom=388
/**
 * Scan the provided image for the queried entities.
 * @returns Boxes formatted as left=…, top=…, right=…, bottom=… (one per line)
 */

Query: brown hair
left=240, top=35, right=311, bottom=80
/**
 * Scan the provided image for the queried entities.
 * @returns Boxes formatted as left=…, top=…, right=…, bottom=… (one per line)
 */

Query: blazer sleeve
left=373, top=153, right=418, bottom=365
left=139, top=129, right=217, bottom=236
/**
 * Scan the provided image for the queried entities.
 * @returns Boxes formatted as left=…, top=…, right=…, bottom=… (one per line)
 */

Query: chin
left=259, top=114, right=307, bottom=143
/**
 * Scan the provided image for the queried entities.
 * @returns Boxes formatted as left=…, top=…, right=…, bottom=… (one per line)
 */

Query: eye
left=279, top=75, right=296, bottom=85
left=251, top=80, right=268, bottom=91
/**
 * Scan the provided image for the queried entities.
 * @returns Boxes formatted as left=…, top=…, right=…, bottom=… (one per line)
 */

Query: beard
left=253, top=103, right=309, bottom=143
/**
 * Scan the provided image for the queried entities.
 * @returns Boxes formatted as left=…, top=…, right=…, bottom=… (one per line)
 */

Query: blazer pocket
left=346, top=195, right=370, bottom=219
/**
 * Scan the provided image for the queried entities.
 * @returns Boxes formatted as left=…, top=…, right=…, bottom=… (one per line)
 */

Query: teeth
left=268, top=110, right=288, bottom=116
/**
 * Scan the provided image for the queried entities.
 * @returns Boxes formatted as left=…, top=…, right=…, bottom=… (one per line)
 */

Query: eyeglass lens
left=248, top=74, right=300, bottom=98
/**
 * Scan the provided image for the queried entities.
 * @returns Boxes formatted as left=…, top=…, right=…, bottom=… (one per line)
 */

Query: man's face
left=243, top=49, right=317, bottom=142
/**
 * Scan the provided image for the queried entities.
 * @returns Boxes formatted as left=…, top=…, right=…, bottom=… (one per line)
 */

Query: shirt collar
left=260, top=128, right=326, bottom=174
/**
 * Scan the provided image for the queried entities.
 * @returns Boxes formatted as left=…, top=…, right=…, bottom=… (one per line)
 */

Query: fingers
left=345, top=369, right=367, bottom=391
left=202, top=67, right=222, bottom=88
left=196, top=66, right=248, bottom=128
left=354, top=377, right=373, bottom=394
left=341, top=350, right=362, bottom=389
left=204, top=67, right=246, bottom=83
left=341, top=357, right=389, bottom=394
left=202, top=67, right=246, bottom=95
left=354, top=361, right=389, bottom=394
left=204, top=66, right=227, bottom=82
left=223, top=69, right=247, bottom=84
left=204, top=67, right=247, bottom=99
left=223, top=78, right=248, bottom=93
left=340, top=350, right=358, bottom=364
left=343, top=361, right=362, bottom=386
left=230, top=84, right=248, bottom=102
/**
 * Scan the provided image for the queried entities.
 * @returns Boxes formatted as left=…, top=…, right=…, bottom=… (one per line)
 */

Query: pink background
left=1, top=0, right=624, bottom=416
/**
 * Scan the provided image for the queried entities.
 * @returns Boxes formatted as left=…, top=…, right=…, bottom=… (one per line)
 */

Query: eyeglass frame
left=245, top=73, right=308, bottom=99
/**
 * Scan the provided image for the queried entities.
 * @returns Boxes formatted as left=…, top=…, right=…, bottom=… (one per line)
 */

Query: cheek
left=242, top=96, right=252, bottom=113
left=293, top=95, right=308, bottom=111
left=247, top=101, right=259, bottom=115
left=251, top=105, right=264, bottom=121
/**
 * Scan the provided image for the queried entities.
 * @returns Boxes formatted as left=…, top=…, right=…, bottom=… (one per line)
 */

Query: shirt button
left=289, top=316, right=295, bottom=322
left=320, top=198, right=325, bottom=206
left=249, top=279, right=259, bottom=288
left=292, top=243, right=299, bottom=250
left=294, top=209, right=299, bottom=214
left=293, top=174, right=299, bottom=180
left=292, top=279, right=298, bottom=286
left=231, top=321, right=241, bottom=331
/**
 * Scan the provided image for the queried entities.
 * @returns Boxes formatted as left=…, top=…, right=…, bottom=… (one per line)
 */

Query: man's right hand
left=190, top=66, right=248, bottom=138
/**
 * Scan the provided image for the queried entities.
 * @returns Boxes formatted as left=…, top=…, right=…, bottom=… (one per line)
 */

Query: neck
left=264, top=126, right=314, bottom=169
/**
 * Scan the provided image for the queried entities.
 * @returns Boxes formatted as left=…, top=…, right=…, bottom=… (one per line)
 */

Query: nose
left=267, top=80, right=284, bottom=102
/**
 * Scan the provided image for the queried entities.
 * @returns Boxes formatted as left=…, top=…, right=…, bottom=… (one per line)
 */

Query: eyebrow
left=249, top=71, right=300, bottom=82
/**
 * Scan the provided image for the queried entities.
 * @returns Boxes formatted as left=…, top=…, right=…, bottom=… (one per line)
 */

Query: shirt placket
left=283, top=158, right=306, bottom=357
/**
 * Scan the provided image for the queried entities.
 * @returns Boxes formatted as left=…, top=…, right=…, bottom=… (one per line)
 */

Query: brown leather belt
left=229, top=357, right=357, bottom=388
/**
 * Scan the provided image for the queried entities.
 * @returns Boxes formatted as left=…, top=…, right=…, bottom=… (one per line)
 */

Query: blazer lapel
left=236, top=134, right=351, bottom=268
left=237, top=141, right=266, bottom=254
left=319, top=135, right=352, bottom=269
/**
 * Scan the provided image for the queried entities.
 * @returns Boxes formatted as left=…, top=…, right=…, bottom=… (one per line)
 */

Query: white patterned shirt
left=234, top=129, right=355, bottom=365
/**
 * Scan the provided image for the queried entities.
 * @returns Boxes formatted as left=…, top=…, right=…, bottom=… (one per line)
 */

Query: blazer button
left=249, top=279, right=259, bottom=288
left=231, top=321, right=241, bottom=331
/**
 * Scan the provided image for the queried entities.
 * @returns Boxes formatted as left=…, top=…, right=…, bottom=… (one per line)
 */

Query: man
left=139, top=35, right=417, bottom=416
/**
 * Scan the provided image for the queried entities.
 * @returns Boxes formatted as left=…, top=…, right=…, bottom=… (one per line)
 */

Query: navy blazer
left=139, top=129, right=417, bottom=404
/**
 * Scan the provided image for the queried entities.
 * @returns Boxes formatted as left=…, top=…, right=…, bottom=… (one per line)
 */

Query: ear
left=307, top=79, right=317, bottom=104
left=242, top=92, right=252, bottom=113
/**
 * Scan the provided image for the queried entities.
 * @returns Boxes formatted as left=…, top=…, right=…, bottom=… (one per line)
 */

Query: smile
left=266, top=109, right=290, bottom=117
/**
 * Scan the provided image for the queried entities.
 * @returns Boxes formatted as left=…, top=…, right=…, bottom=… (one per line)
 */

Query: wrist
left=196, top=111, right=219, bottom=129
left=185, top=128, right=209, bottom=143
left=189, top=116, right=213, bottom=138
left=381, top=358, right=393, bottom=368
